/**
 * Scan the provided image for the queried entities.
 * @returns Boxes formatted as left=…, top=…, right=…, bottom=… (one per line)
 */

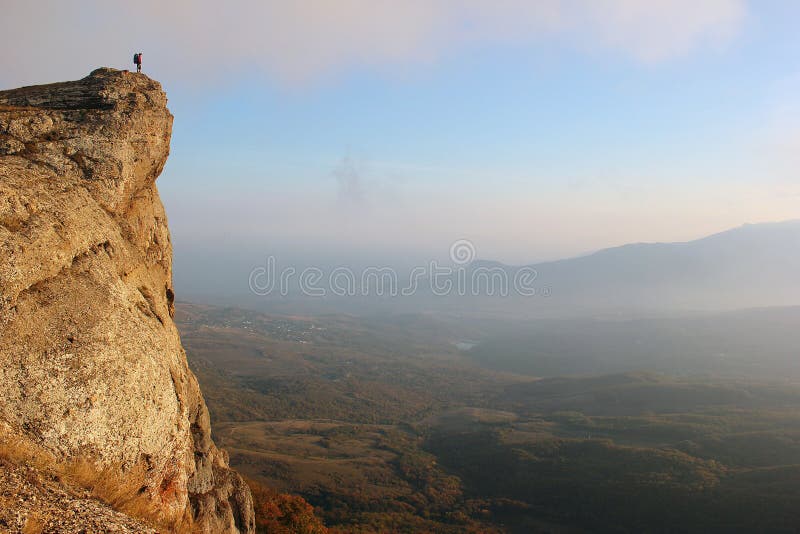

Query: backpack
left=134, top=53, right=141, bottom=64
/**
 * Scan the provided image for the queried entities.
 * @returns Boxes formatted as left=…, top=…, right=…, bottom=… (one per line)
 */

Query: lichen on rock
left=0, top=68, right=254, bottom=533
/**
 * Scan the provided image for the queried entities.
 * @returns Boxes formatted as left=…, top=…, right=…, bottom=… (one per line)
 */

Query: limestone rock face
left=0, top=69, right=254, bottom=533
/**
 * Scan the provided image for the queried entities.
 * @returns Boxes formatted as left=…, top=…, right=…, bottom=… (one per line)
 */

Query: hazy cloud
left=333, top=154, right=366, bottom=205
left=1, top=0, right=747, bottom=87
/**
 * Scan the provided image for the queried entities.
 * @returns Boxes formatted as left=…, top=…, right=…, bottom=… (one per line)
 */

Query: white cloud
left=576, top=0, right=747, bottom=62
left=1, top=0, right=747, bottom=88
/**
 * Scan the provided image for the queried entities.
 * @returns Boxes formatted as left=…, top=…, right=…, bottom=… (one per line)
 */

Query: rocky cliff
left=0, top=68, right=254, bottom=533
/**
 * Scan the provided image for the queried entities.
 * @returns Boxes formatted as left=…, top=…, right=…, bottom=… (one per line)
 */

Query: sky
left=3, top=1, right=800, bottom=291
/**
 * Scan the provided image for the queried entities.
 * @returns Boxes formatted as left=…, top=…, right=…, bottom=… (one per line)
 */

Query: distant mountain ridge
left=462, top=219, right=800, bottom=317
left=479, top=219, right=800, bottom=269
left=226, top=220, right=800, bottom=319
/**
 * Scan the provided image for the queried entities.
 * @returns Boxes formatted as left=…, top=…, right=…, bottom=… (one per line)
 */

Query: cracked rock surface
left=0, top=68, right=254, bottom=533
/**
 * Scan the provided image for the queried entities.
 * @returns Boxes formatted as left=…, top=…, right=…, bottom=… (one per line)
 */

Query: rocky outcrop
left=0, top=69, right=254, bottom=533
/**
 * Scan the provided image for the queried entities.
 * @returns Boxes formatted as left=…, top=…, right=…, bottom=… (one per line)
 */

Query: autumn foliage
left=245, top=477, right=328, bottom=534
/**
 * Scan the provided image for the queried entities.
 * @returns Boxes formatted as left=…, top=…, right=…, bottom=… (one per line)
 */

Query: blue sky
left=3, top=1, right=800, bottom=282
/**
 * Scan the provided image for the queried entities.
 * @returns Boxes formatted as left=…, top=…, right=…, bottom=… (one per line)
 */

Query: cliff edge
left=0, top=68, right=254, bottom=533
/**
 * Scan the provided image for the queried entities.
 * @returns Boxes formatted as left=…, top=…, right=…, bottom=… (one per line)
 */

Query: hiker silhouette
left=133, top=52, right=142, bottom=73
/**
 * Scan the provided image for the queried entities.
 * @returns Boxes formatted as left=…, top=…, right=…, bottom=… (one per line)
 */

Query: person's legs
left=137, top=64, right=141, bottom=73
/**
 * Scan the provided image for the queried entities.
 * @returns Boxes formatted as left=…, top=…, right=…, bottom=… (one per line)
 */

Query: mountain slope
left=469, top=220, right=800, bottom=316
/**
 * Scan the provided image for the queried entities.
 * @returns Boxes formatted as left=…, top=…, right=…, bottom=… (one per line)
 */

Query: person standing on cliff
left=133, top=52, right=142, bottom=73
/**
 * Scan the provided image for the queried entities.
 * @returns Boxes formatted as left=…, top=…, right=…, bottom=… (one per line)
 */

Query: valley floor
left=178, top=302, right=800, bottom=533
